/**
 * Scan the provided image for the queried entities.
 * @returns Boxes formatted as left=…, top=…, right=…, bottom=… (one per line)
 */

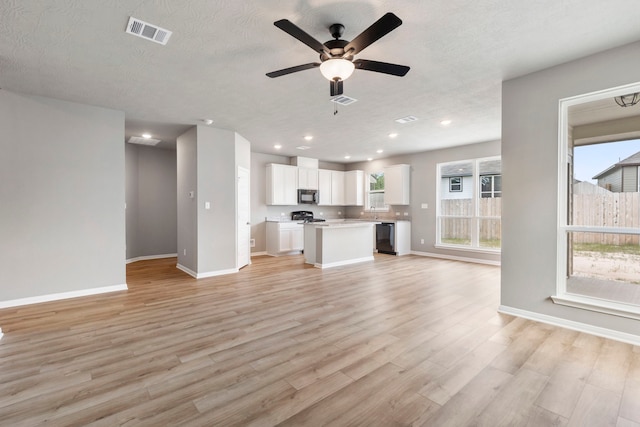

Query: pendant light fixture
left=614, top=93, right=640, bottom=107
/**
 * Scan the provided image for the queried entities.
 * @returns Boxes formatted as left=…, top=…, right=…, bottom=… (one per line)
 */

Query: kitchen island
left=303, top=221, right=377, bottom=268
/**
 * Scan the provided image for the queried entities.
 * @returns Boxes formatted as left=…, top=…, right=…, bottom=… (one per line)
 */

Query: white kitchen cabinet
left=318, top=169, right=344, bottom=205
left=395, top=221, right=412, bottom=255
left=298, top=168, right=318, bottom=190
left=384, top=164, right=410, bottom=205
left=344, top=170, right=364, bottom=206
left=318, top=169, right=332, bottom=205
left=266, top=164, right=298, bottom=205
left=331, top=171, right=345, bottom=206
left=266, top=222, right=303, bottom=256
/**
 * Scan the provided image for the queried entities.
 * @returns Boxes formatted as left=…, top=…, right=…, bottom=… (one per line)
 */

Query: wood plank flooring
left=1, top=254, right=639, bottom=426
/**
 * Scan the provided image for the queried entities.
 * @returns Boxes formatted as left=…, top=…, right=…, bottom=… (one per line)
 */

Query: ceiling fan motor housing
left=321, top=38, right=351, bottom=61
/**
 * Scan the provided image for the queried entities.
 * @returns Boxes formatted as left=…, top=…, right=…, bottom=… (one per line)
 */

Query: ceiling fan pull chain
left=334, top=100, right=338, bottom=115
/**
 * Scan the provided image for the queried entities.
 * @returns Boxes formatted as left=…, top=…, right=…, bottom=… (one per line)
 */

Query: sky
left=573, top=139, right=640, bottom=183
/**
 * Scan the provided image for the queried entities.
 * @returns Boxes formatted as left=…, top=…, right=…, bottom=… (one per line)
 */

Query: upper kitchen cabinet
left=318, top=169, right=345, bottom=206
left=384, top=164, right=410, bottom=205
left=266, top=163, right=298, bottom=205
left=298, top=168, right=318, bottom=190
left=344, top=170, right=364, bottom=206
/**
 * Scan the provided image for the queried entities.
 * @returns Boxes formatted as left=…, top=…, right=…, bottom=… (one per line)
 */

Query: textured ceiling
left=2, top=1, right=640, bottom=162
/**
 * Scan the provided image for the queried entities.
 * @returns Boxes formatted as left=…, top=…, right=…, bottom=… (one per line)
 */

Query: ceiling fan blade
left=266, top=63, right=321, bottom=78
left=330, top=79, right=344, bottom=96
left=353, top=59, right=410, bottom=76
left=344, top=13, right=402, bottom=55
left=274, top=19, right=330, bottom=56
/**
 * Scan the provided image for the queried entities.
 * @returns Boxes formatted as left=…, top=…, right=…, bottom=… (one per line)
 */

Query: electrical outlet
left=250, top=238, right=255, bottom=248
left=420, top=239, right=424, bottom=244
left=183, top=249, right=186, bottom=256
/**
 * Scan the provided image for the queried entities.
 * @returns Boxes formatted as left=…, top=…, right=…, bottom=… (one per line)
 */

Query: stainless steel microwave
left=298, top=189, right=318, bottom=204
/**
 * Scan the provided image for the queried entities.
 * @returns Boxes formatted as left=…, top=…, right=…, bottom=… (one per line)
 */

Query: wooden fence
left=572, top=193, right=640, bottom=245
left=440, top=198, right=502, bottom=242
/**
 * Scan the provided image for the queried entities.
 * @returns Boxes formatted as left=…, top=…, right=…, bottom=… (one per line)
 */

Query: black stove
left=291, top=210, right=326, bottom=223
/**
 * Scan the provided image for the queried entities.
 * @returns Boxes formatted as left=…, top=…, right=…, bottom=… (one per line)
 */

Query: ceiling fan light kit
left=266, top=12, right=409, bottom=97
left=319, top=59, right=355, bottom=82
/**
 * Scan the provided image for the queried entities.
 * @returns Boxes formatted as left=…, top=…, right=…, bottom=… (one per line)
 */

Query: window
left=449, top=176, right=462, bottom=192
left=437, top=157, right=501, bottom=250
left=367, top=171, right=387, bottom=210
left=480, top=175, right=501, bottom=198
left=556, top=87, right=640, bottom=319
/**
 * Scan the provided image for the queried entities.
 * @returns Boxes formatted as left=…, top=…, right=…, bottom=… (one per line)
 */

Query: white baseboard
left=251, top=251, right=268, bottom=257
left=176, top=264, right=238, bottom=279
left=411, top=250, right=501, bottom=266
left=498, top=305, right=640, bottom=346
left=315, top=256, right=374, bottom=269
left=126, top=253, right=177, bottom=264
left=0, top=284, right=128, bottom=309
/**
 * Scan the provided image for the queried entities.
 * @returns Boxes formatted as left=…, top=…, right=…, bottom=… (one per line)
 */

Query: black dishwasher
left=376, top=222, right=396, bottom=255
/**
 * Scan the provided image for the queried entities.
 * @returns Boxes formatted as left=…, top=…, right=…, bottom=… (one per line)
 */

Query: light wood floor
left=1, top=255, right=639, bottom=426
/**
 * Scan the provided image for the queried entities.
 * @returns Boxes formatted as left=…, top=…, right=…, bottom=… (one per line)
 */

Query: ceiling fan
left=266, top=12, right=410, bottom=96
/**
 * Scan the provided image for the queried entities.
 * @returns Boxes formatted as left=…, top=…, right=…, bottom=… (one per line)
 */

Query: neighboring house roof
left=592, top=150, right=640, bottom=179
left=441, top=159, right=501, bottom=178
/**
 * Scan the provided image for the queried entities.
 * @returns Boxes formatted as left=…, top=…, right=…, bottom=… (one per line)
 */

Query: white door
left=237, top=166, right=250, bottom=269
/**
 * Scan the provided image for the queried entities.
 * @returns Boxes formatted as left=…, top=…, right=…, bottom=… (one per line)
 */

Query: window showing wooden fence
left=440, top=198, right=502, bottom=244
left=572, top=193, right=640, bottom=245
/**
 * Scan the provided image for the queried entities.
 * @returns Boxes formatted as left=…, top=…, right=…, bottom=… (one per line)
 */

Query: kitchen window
left=367, top=171, right=388, bottom=211
left=437, top=157, right=502, bottom=250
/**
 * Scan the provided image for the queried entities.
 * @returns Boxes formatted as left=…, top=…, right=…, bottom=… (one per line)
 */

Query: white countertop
left=304, top=220, right=379, bottom=228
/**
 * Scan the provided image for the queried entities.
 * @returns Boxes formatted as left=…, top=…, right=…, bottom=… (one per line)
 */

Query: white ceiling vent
left=330, top=95, right=357, bottom=106
left=126, top=17, right=172, bottom=45
left=395, top=115, right=419, bottom=124
left=128, top=136, right=161, bottom=146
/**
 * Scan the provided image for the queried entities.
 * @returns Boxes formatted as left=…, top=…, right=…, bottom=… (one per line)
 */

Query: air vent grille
left=126, top=17, right=172, bottom=45
left=128, top=136, right=161, bottom=146
left=395, top=115, right=418, bottom=124
left=331, top=95, right=357, bottom=106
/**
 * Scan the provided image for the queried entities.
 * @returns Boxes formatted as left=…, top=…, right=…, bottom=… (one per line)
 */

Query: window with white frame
left=437, top=157, right=502, bottom=249
left=367, top=171, right=388, bottom=211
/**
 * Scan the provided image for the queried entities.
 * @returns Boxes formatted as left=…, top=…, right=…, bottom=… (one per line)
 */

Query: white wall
left=0, top=90, right=125, bottom=302
left=501, top=40, right=640, bottom=336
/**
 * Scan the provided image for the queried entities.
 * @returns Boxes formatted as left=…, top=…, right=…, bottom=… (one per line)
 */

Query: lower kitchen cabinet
left=266, top=222, right=304, bottom=256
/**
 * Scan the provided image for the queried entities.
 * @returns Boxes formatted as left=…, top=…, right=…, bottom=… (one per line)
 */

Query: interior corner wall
left=0, top=90, right=126, bottom=301
left=196, top=126, right=237, bottom=274
left=501, top=41, right=640, bottom=335
left=125, top=144, right=177, bottom=260
left=125, top=143, right=140, bottom=259
left=177, top=127, right=198, bottom=273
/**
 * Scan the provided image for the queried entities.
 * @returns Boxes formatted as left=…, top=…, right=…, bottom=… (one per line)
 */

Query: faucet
left=371, top=206, right=378, bottom=220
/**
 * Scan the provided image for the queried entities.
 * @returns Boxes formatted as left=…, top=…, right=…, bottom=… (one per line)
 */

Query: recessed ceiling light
left=389, top=133, right=398, bottom=138
left=376, top=149, right=384, bottom=154
left=128, top=136, right=161, bottom=146
left=142, top=133, right=152, bottom=139
left=304, top=135, right=313, bottom=141
left=367, top=158, right=373, bottom=161
left=204, top=119, right=213, bottom=125
left=296, top=145, right=311, bottom=150
left=344, top=155, right=351, bottom=159
left=440, top=120, right=452, bottom=126
left=274, top=144, right=282, bottom=149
